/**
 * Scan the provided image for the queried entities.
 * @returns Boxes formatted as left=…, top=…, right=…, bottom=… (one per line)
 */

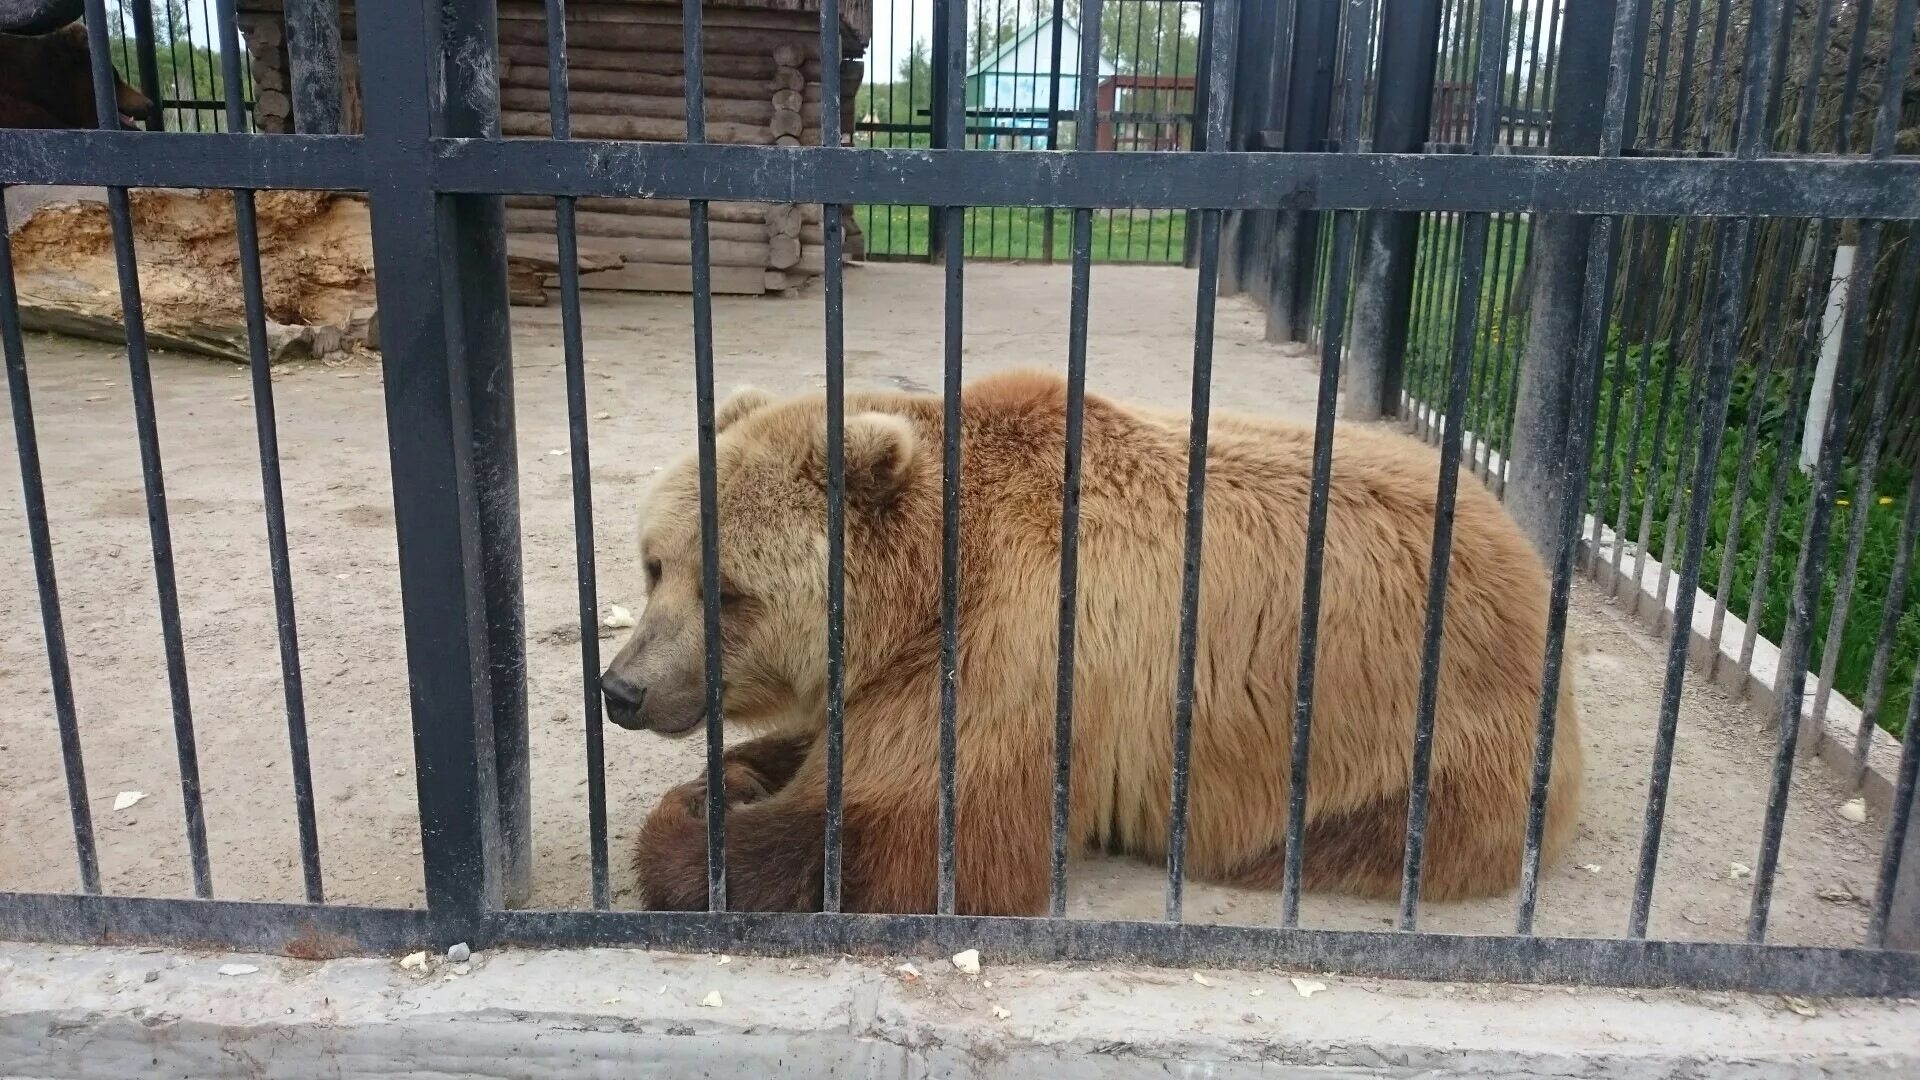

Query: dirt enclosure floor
left=0, top=262, right=1889, bottom=948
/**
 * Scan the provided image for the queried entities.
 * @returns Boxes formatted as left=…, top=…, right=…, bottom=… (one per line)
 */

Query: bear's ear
left=840, top=412, right=917, bottom=500
left=715, top=386, right=775, bottom=433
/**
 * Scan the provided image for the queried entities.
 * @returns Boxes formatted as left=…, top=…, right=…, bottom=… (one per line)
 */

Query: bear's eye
left=645, top=559, right=663, bottom=588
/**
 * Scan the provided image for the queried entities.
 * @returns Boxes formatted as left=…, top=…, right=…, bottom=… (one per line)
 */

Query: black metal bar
left=1736, top=226, right=1834, bottom=678
left=1811, top=235, right=1918, bottom=728
left=213, top=0, right=322, bottom=904
left=1165, top=209, right=1220, bottom=924
left=1267, top=0, right=1338, bottom=341
left=80, top=0, right=212, bottom=900
left=1749, top=0, right=1906, bottom=939
left=675, top=0, right=727, bottom=914
left=284, top=0, right=345, bottom=134
left=933, top=0, right=966, bottom=920
left=1518, top=0, right=1642, bottom=931
left=1748, top=220, right=1883, bottom=943
left=541, top=0, right=609, bottom=911
left=1167, top=0, right=1235, bottom=923
left=1048, top=0, right=1105, bottom=920
left=1399, top=0, right=1506, bottom=930
left=125, top=0, right=166, bottom=132
left=1041, top=0, right=1067, bottom=262
left=820, top=0, right=847, bottom=915
left=355, top=0, right=509, bottom=942
left=0, top=189, right=100, bottom=896
left=1856, top=467, right=1920, bottom=782
left=1503, top=0, right=1621, bottom=554
left=1873, top=640, right=1920, bottom=948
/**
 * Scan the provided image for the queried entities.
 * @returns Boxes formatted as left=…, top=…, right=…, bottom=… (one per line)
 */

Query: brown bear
left=0, top=22, right=152, bottom=131
left=604, top=369, right=1583, bottom=914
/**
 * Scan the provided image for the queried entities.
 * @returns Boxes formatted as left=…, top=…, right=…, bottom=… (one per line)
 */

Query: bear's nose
left=602, top=672, right=646, bottom=730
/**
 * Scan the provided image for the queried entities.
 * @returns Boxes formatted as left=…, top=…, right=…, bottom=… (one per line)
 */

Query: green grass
left=1410, top=314, right=1918, bottom=738
left=853, top=205, right=1190, bottom=264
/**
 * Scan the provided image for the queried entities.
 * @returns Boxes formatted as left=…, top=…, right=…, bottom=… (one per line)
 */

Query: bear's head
left=600, top=386, right=923, bottom=735
left=0, top=22, right=153, bottom=130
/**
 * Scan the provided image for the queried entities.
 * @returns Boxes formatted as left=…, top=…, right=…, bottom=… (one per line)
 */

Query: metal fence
left=3, top=0, right=1920, bottom=999
left=853, top=0, right=1204, bottom=262
left=107, top=0, right=258, bottom=132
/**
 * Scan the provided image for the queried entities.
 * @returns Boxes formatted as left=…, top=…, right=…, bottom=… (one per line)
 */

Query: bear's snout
left=601, top=672, right=647, bottom=730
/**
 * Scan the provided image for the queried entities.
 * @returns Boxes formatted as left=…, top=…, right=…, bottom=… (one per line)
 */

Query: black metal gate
left=4, top=0, right=1920, bottom=998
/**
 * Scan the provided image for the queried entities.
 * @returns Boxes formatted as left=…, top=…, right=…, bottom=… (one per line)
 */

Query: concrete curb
left=3, top=943, right=1920, bottom=1078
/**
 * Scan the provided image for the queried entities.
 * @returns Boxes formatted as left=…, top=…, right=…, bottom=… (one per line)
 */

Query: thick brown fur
left=618, top=370, right=1583, bottom=914
left=0, top=23, right=151, bottom=130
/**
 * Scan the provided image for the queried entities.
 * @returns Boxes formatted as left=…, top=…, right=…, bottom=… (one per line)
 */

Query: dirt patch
left=0, top=264, right=1884, bottom=950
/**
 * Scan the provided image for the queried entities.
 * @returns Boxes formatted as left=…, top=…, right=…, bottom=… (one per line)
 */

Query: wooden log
left=774, top=134, right=802, bottom=147
left=510, top=285, right=549, bottom=307
left=501, top=64, right=820, bottom=103
left=771, top=89, right=804, bottom=112
left=496, top=18, right=820, bottom=60
left=770, top=68, right=805, bottom=92
left=497, top=2, right=824, bottom=33
left=768, top=234, right=802, bottom=270
left=583, top=234, right=771, bottom=268
left=763, top=203, right=803, bottom=238
left=507, top=207, right=769, bottom=244
left=504, top=196, right=824, bottom=226
left=571, top=263, right=768, bottom=295
left=502, top=111, right=808, bottom=146
left=504, top=234, right=626, bottom=273
left=498, top=86, right=823, bottom=127
left=770, top=108, right=805, bottom=139
left=497, top=43, right=821, bottom=80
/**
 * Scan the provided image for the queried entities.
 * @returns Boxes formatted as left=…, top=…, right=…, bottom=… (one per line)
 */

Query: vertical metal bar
left=355, top=0, right=513, bottom=940
left=936, top=0, right=967, bottom=917
left=1737, top=224, right=1838, bottom=676
left=1872, top=658, right=1920, bottom=948
left=540, top=0, right=610, bottom=911
left=1517, top=0, right=1640, bottom=931
left=284, top=0, right=345, bottom=134
left=1166, top=0, right=1234, bottom=924
left=0, top=190, right=100, bottom=896
left=1856, top=468, right=1920, bottom=783
left=126, top=0, right=166, bottom=132
left=212, top=0, right=323, bottom=903
left=1588, top=217, right=1640, bottom=579
left=80, top=0, right=212, bottom=900
left=1041, top=0, right=1068, bottom=263
left=1399, top=0, right=1504, bottom=931
left=1812, top=235, right=1919, bottom=729
left=1630, top=0, right=1784, bottom=940
left=1282, top=0, right=1370, bottom=931
left=1342, top=0, right=1442, bottom=421
left=1048, top=0, right=1104, bottom=920
left=675, top=0, right=728, bottom=914
left=1751, top=0, right=1909, bottom=940
left=820, top=0, right=848, bottom=916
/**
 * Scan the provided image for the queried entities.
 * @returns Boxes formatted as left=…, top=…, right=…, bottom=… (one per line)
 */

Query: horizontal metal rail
left=3, top=890, right=1919, bottom=998
left=5, top=132, right=1920, bottom=219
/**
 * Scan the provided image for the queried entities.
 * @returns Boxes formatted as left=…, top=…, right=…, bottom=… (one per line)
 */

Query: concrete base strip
left=4, top=944, right=1920, bottom=1077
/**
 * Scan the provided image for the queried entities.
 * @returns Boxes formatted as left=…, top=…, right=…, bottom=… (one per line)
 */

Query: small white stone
left=894, top=962, right=921, bottom=982
left=991, top=1005, right=1011, bottom=1020
left=217, top=964, right=259, bottom=977
left=446, top=942, right=471, bottom=964
left=1249, top=988, right=1266, bottom=997
left=1729, top=863, right=1753, bottom=881
left=1191, top=972, right=1214, bottom=987
left=716, top=954, right=732, bottom=965
left=1291, top=977, right=1327, bottom=998
left=701, top=991, right=724, bottom=1008
left=399, top=951, right=429, bottom=971
left=1579, top=863, right=1602, bottom=874
left=1838, top=798, right=1868, bottom=824
left=951, top=949, right=981, bottom=976
left=603, top=604, right=636, bottom=630
left=112, top=791, right=147, bottom=811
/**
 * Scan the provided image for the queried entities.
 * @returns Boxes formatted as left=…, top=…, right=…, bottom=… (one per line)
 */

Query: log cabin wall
left=236, top=0, right=868, bottom=297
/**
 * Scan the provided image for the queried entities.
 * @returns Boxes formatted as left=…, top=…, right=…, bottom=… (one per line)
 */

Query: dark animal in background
left=0, top=20, right=152, bottom=130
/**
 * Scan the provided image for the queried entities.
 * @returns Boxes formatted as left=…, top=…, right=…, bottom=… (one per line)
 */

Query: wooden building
left=237, top=1, right=868, bottom=296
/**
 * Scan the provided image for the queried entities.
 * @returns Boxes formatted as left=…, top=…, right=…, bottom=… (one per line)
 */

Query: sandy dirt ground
left=0, top=263, right=1885, bottom=947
